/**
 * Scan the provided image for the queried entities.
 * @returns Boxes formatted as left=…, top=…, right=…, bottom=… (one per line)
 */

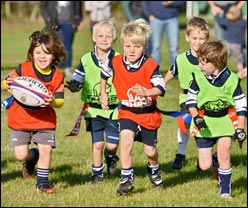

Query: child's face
left=33, top=44, right=54, bottom=70
left=198, top=58, right=219, bottom=76
left=93, top=29, right=114, bottom=51
left=123, top=40, right=144, bottom=64
left=186, top=30, right=208, bottom=56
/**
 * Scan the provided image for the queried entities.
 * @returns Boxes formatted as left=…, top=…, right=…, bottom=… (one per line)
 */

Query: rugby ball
left=9, top=76, right=49, bottom=107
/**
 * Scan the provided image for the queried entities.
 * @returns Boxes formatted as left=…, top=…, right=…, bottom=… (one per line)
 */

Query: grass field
left=1, top=14, right=247, bottom=207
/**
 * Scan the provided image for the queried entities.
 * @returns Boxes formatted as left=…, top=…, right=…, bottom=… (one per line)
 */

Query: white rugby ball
left=10, top=76, right=49, bottom=107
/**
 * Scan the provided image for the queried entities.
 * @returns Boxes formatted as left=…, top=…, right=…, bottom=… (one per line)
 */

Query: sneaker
left=104, top=149, right=119, bottom=175
left=117, top=178, right=134, bottom=195
left=171, top=154, right=185, bottom=170
left=22, top=148, right=39, bottom=179
left=91, top=174, right=103, bottom=184
left=36, top=183, right=56, bottom=194
left=212, top=152, right=219, bottom=180
left=148, top=171, right=164, bottom=188
left=220, top=193, right=233, bottom=200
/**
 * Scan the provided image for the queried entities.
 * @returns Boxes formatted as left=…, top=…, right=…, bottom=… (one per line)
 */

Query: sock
left=92, top=164, right=104, bottom=177
left=177, top=128, right=190, bottom=155
left=219, top=168, right=232, bottom=194
left=121, top=167, right=134, bottom=181
left=147, top=163, right=159, bottom=175
left=37, top=168, right=50, bottom=185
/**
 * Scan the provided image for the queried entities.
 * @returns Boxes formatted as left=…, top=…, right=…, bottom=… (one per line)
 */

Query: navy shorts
left=10, top=129, right=56, bottom=148
left=195, top=137, right=217, bottom=148
left=119, top=119, right=158, bottom=147
left=85, top=117, right=119, bottom=144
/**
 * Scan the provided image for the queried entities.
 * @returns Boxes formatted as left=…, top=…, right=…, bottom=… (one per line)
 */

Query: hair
left=197, top=40, right=228, bottom=70
left=92, top=18, right=118, bottom=42
left=186, top=16, right=210, bottom=39
left=120, top=18, right=151, bottom=48
left=27, top=26, right=67, bottom=68
left=225, top=5, right=241, bottom=22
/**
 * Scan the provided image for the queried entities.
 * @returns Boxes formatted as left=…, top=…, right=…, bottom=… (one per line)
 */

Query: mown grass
left=1, top=13, right=247, bottom=207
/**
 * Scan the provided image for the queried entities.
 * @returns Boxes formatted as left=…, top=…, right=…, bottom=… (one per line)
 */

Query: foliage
left=1, top=13, right=247, bottom=207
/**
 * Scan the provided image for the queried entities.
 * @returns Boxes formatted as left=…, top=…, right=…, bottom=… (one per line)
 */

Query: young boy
left=1, top=27, right=67, bottom=194
left=186, top=40, right=247, bottom=200
left=164, top=16, right=210, bottom=170
left=100, top=18, right=166, bottom=195
left=65, top=18, right=120, bottom=184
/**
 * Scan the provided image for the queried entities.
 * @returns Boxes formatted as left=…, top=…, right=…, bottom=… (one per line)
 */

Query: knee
left=144, top=147, right=157, bottom=158
left=14, top=152, right=29, bottom=161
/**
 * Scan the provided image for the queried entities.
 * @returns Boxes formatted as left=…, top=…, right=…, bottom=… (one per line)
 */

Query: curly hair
left=27, top=25, right=67, bottom=68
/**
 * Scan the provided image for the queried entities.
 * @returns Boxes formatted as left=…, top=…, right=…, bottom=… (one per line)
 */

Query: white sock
left=177, top=128, right=190, bottom=155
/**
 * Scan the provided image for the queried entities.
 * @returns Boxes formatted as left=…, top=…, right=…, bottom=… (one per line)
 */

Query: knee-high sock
left=177, top=128, right=190, bottom=155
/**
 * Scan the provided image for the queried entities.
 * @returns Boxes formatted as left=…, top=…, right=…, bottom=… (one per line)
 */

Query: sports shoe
left=104, top=149, right=119, bottom=175
left=117, top=178, right=134, bottom=195
left=36, top=183, right=56, bottom=194
left=171, top=154, right=185, bottom=170
left=91, top=174, right=103, bottom=184
left=148, top=171, right=164, bottom=188
left=212, top=152, right=219, bottom=180
left=220, top=193, right=233, bottom=200
left=22, top=148, right=39, bottom=179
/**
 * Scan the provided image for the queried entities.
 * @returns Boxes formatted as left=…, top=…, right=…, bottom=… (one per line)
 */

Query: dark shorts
left=119, top=119, right=158, bottom=146
left=85, top=117, right=119, bottom=145
left=195, top=137, right=217, bottom=148
left=10, top=129, right=56, bottom=148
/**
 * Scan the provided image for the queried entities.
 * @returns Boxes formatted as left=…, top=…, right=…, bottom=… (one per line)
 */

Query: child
left=214, top=4, right=247, bottom=71
left=1, top=27, right=66, bottom=194
left=164, top=16, right=210, bottom=170
left=65, top=18, right=120, bottom=184
left=186, top=40, right=247, bottom=200
left=100, top=18, right=166, bottom=195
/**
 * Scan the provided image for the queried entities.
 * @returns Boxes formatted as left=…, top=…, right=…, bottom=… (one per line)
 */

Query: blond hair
left=186, top=16, right=210, bottom=39
left=120, top=18, right=151, bottom=48
left=92, top=18, right=118, bottom=42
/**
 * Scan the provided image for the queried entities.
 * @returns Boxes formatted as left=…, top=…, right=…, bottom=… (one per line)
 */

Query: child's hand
left=193, top=114, right=207, bottom=130
left=233, top=128, right=246, bottom=149
left=132, top=83, right=147, bottom=97
left=6, top=77, right=13, bottom=93
left=40, top=91, right=53, bottom=107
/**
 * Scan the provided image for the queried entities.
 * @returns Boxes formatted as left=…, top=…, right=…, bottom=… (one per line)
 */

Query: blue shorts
left=119, top=119, right=158, bottom=147
left=85, top=117, right=119, bottom=144
left=195, top=137, right=217, bottom=148
left=10, top=129, right=56, bottom=148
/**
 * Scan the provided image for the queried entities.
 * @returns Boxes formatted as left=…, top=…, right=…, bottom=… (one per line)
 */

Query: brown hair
left=197, top=41, right=228, bottom=70
left=27, top=26, right=67, bottom=68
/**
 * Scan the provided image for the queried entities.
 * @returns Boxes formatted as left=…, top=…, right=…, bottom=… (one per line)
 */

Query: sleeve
left=151, top=66, right=166, bottom=96
left=186, top=75, right=199, bottom=108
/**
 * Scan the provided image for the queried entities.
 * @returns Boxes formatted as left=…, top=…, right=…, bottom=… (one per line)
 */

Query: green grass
left=1, top=15, right=247, bottom=207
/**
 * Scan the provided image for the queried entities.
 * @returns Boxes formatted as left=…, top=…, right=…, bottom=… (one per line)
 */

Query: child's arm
left=100, top=78, right=109, bottom=110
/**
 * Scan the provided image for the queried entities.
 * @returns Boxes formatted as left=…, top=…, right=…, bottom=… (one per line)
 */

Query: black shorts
left=195, top=137, right=217, bottom=148
left=119, top=119, right=158, bottom=146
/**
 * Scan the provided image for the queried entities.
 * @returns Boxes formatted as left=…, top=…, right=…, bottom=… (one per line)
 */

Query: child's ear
left=185, top=34, right=189, bottom=42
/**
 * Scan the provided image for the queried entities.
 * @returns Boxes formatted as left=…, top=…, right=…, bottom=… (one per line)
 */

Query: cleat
left=22, top=148, right=39, bottom=179
left=36, top=183, right=56, bottom=194
left=147, top=172, right=164, bottom=188
left=212, top=152, right=219, bottom=180
left=171, top=154, right=185, bottom=170
left=117, top=178, right=134, bottom=195
left=91, top=174, right=103, bottom=184
left=220, top=193, right=233, bottom=200
left=104, top=148, right=119, bottom=175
